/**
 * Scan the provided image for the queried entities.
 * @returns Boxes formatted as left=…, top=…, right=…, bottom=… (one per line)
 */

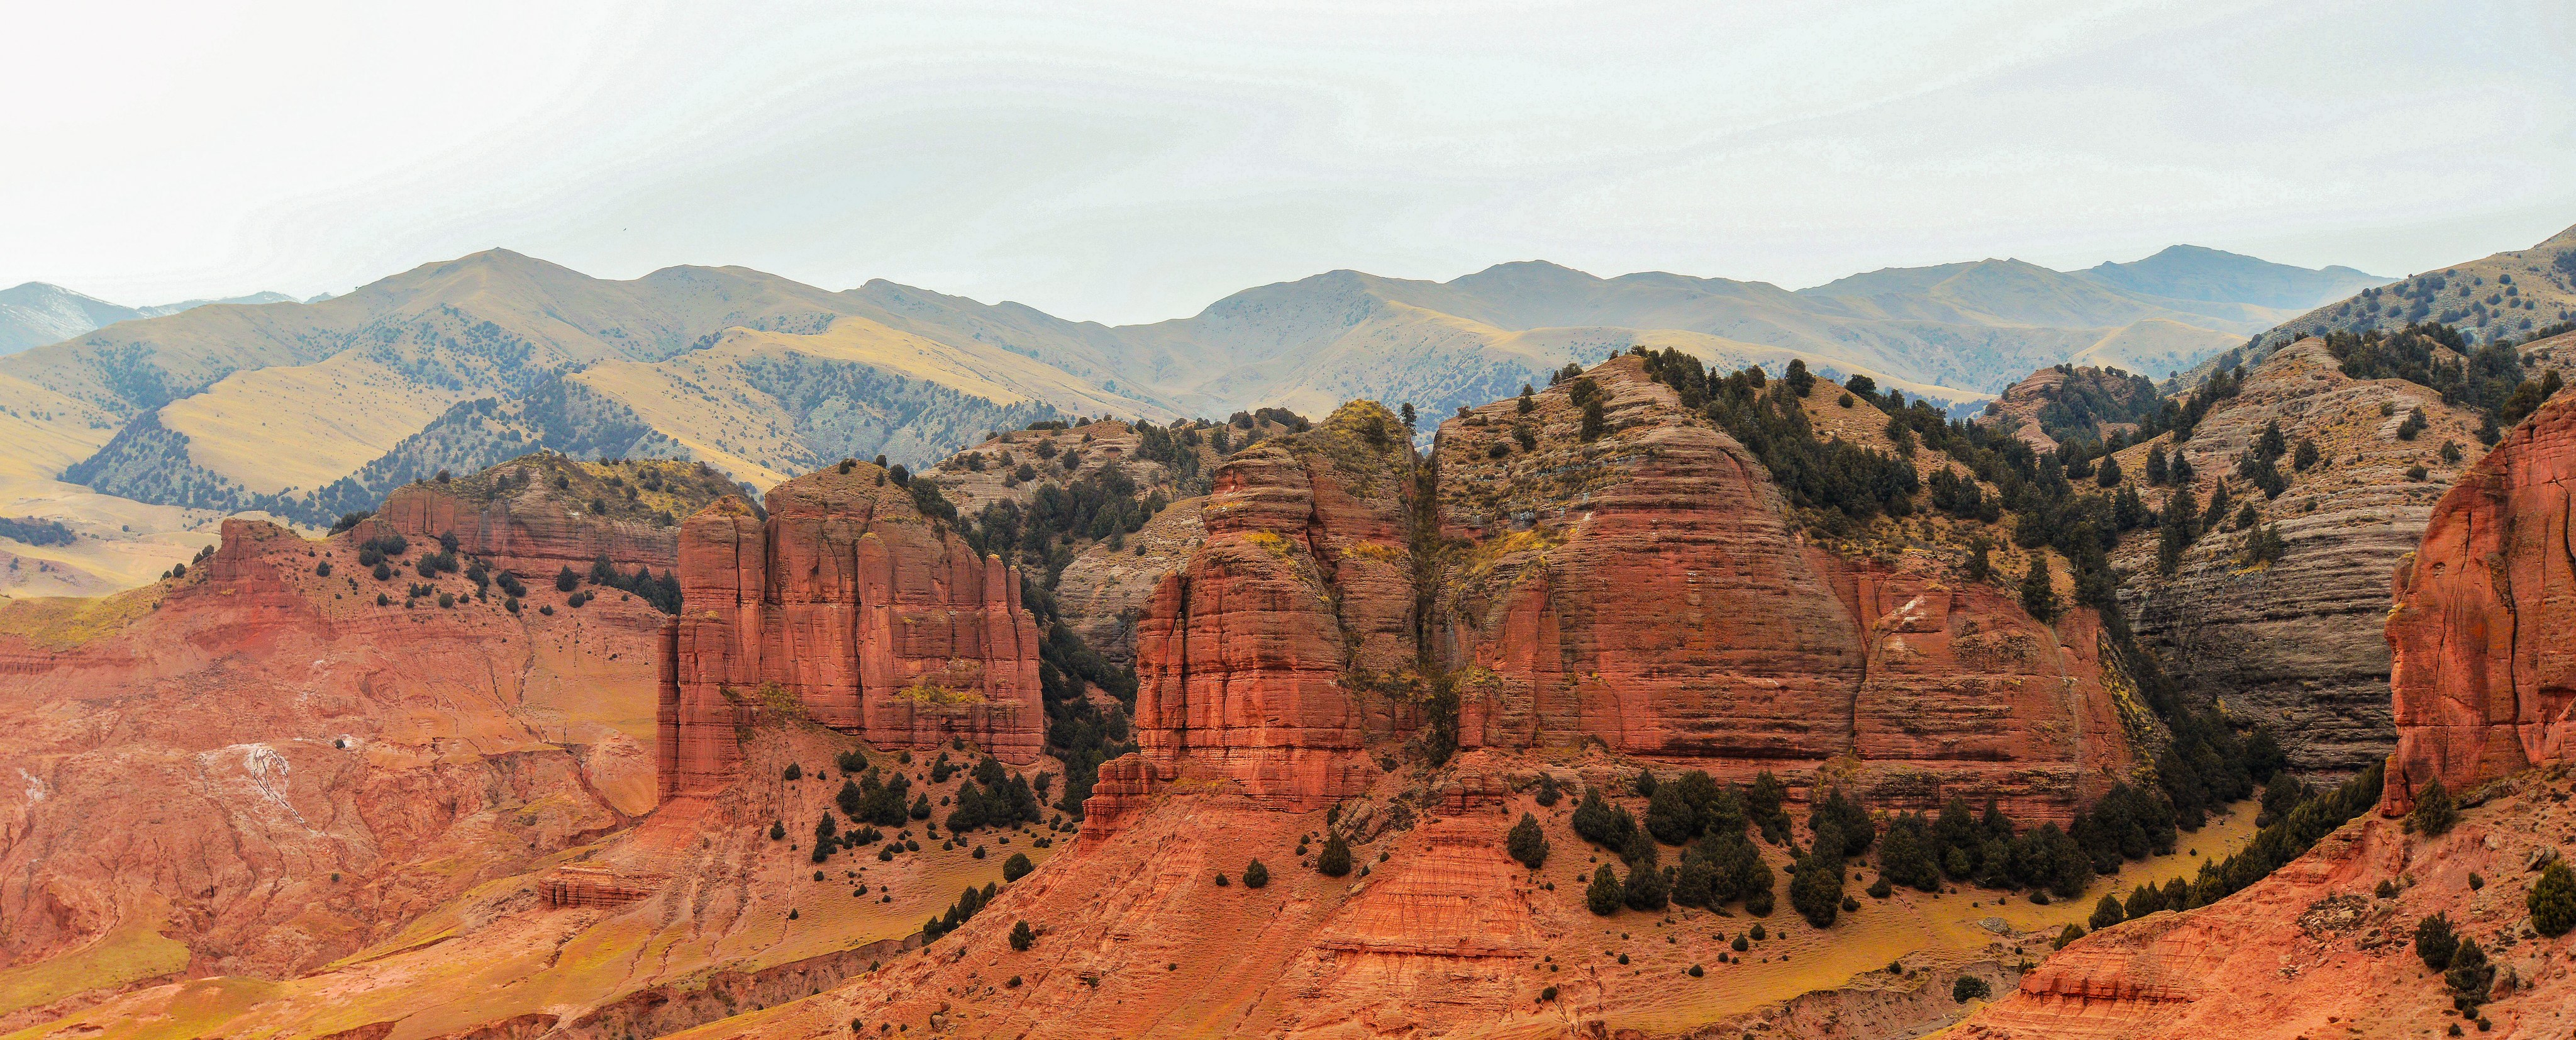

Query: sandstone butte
left=661, top=461, right=1046, bottom=800
left=2380, top=384, right=2576, bottom=814
left=1951, top=389, right=2576, bottom=1040
left=1102, top=355, right=2138, bottom=834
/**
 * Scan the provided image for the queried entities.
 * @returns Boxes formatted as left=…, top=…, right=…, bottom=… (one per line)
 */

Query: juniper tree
left=1587, top=864, right=1623, bottom=915
left=1317, top=832, right=1352, bottom=878
left=1507, top=812, right=1550, bottom=869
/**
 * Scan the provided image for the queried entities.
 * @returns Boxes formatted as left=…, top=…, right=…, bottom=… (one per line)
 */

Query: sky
left=5, top=0, right=2572, bottom=325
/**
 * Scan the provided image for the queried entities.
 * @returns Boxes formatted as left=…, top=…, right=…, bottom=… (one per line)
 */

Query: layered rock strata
left=2379, top=389, right=2576, bottom=814
left=1126, top=403, right=1419, bottom=812
left=662, top=463, right=1045, bottom=798
left=1437, top=357, right=2132, bottom=818
left=0, top=515, right=657, bottom=987
left=1108, top=359, right=2134, bottom=825
left=2111, top=338, right=2486, bottom=776
left=375, top=454, right=735, bottom=577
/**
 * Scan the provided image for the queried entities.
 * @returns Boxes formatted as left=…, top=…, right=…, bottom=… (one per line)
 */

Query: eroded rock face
left=2111, top=340, right=2483, bottom=778
left=1053, top=496, right=1206, bottom=669
left=0, top=517, right=655, bottom=989
left=375, top=454, right=736, bottom=578
left=1828, top=563, right=2138, bottom=819
left=2379, top=391, right=2576, bottom=814
left=662, top=463, right=1045, bottom=798
left=1440, top=413, right=1865, bottom=761
left=1436, top=357, right=2131, bottom=820
left=1110, top=360, right=2135, bottom=824
left=1126, top=403, right=1418, bottom=812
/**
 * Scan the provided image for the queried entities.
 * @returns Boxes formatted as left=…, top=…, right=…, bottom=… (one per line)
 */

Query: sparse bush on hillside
left=1507, top=812, right=1549, bottom=869
left=2529, top=861, right=2576, bottom=937
left=1317, top=832, right=1352, bottom=878
left=2409, top=778, right=2458, bottom=836
left=1586, top=864, right=1623, bottom=916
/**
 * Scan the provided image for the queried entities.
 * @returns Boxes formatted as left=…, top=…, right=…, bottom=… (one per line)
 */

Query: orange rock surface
left=0, top=516, right=657, bottom=1004
left=1127, top=403, right=1419, bottom=812
left=2381, top=391, right=2576, bottom=815
left=662, top=462, right=1045, bottom=799
left=1116, top=358, right=2134, bottom=823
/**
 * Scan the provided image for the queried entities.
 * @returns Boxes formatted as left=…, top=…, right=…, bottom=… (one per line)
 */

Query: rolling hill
left=0, top=242, right=2384, bottom=589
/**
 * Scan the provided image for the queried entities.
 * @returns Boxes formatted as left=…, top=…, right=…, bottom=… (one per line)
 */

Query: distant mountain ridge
left=2077, top=244, right=2389, bottom=310
left=0, top=241, right=2382, bottom=564
left=0, top=282, right=297, bottom=357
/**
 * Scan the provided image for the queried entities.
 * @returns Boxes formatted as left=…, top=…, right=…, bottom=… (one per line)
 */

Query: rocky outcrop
left=1435, top=357, right=2133, bottom=820
left=662, top=462, right=1045, bottom=798
left=2112, top=338, right=2485, bottom=776
left=1126, top=403, right=1419, bottom=812
left=0, top=515, right=657, bottom=991
left=1440, top=411, right=1865, bottom=762
left=2379, top=390, right=2576, bottom=815
left=1053, top=495, right=1206, bottom=669
left=1108, top=359, right=2135, bottom=824
left=375, top=454, right=736, bottom=578
left=1978, top=364, right=2160, bottom=454
left=1829, top=564, right=2138, bottom=816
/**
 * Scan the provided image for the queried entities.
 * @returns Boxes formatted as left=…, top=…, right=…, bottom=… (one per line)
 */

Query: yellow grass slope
left=1246, top=301, right=1994, bottom=420
left=158, top=348, right=469, bottom=495
left=0, top=374, right=215, bottom=592
left=577, top=316, right=1175, bottom=487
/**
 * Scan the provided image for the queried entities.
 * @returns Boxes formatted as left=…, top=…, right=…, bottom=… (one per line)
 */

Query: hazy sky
left=7, top=0, right=2571, bottom=323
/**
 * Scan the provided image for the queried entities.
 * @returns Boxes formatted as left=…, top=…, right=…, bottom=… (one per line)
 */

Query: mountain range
left=0, top=242, right=2383, bottom=591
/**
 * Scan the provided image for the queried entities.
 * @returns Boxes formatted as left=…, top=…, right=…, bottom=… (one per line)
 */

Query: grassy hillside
left=2218, top=223, right=2576, bottom=377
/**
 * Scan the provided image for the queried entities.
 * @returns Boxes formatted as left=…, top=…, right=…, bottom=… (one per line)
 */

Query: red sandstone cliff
left=1123, top=402, right=1419, bottom=814
left=2380, top=389, right=2576, bottom=815
left=1432, top=360, right=2132, bottom=819
left=1100, top=359, right=2135, bottom=828
left=662, top=462, right=1045, bottom=798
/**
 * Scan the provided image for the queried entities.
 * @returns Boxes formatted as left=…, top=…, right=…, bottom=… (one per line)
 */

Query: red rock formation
left=1443, top=418, right=1867, bottom=761
left=1436, top=357, right=2132, bottom=820
left=0, top=515, right=657, bottom=988
left=1104, top=362, right=2138, bottom=824
left=662, top=464, right=1045, bottom=798
left=2380, top=391, right=2576, bottom=815
left=1126, top=402, right=1418, bottom=813
left=1829, top=562, right=2135, bottom=819
left=374, top=454, right=733, bottom=578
